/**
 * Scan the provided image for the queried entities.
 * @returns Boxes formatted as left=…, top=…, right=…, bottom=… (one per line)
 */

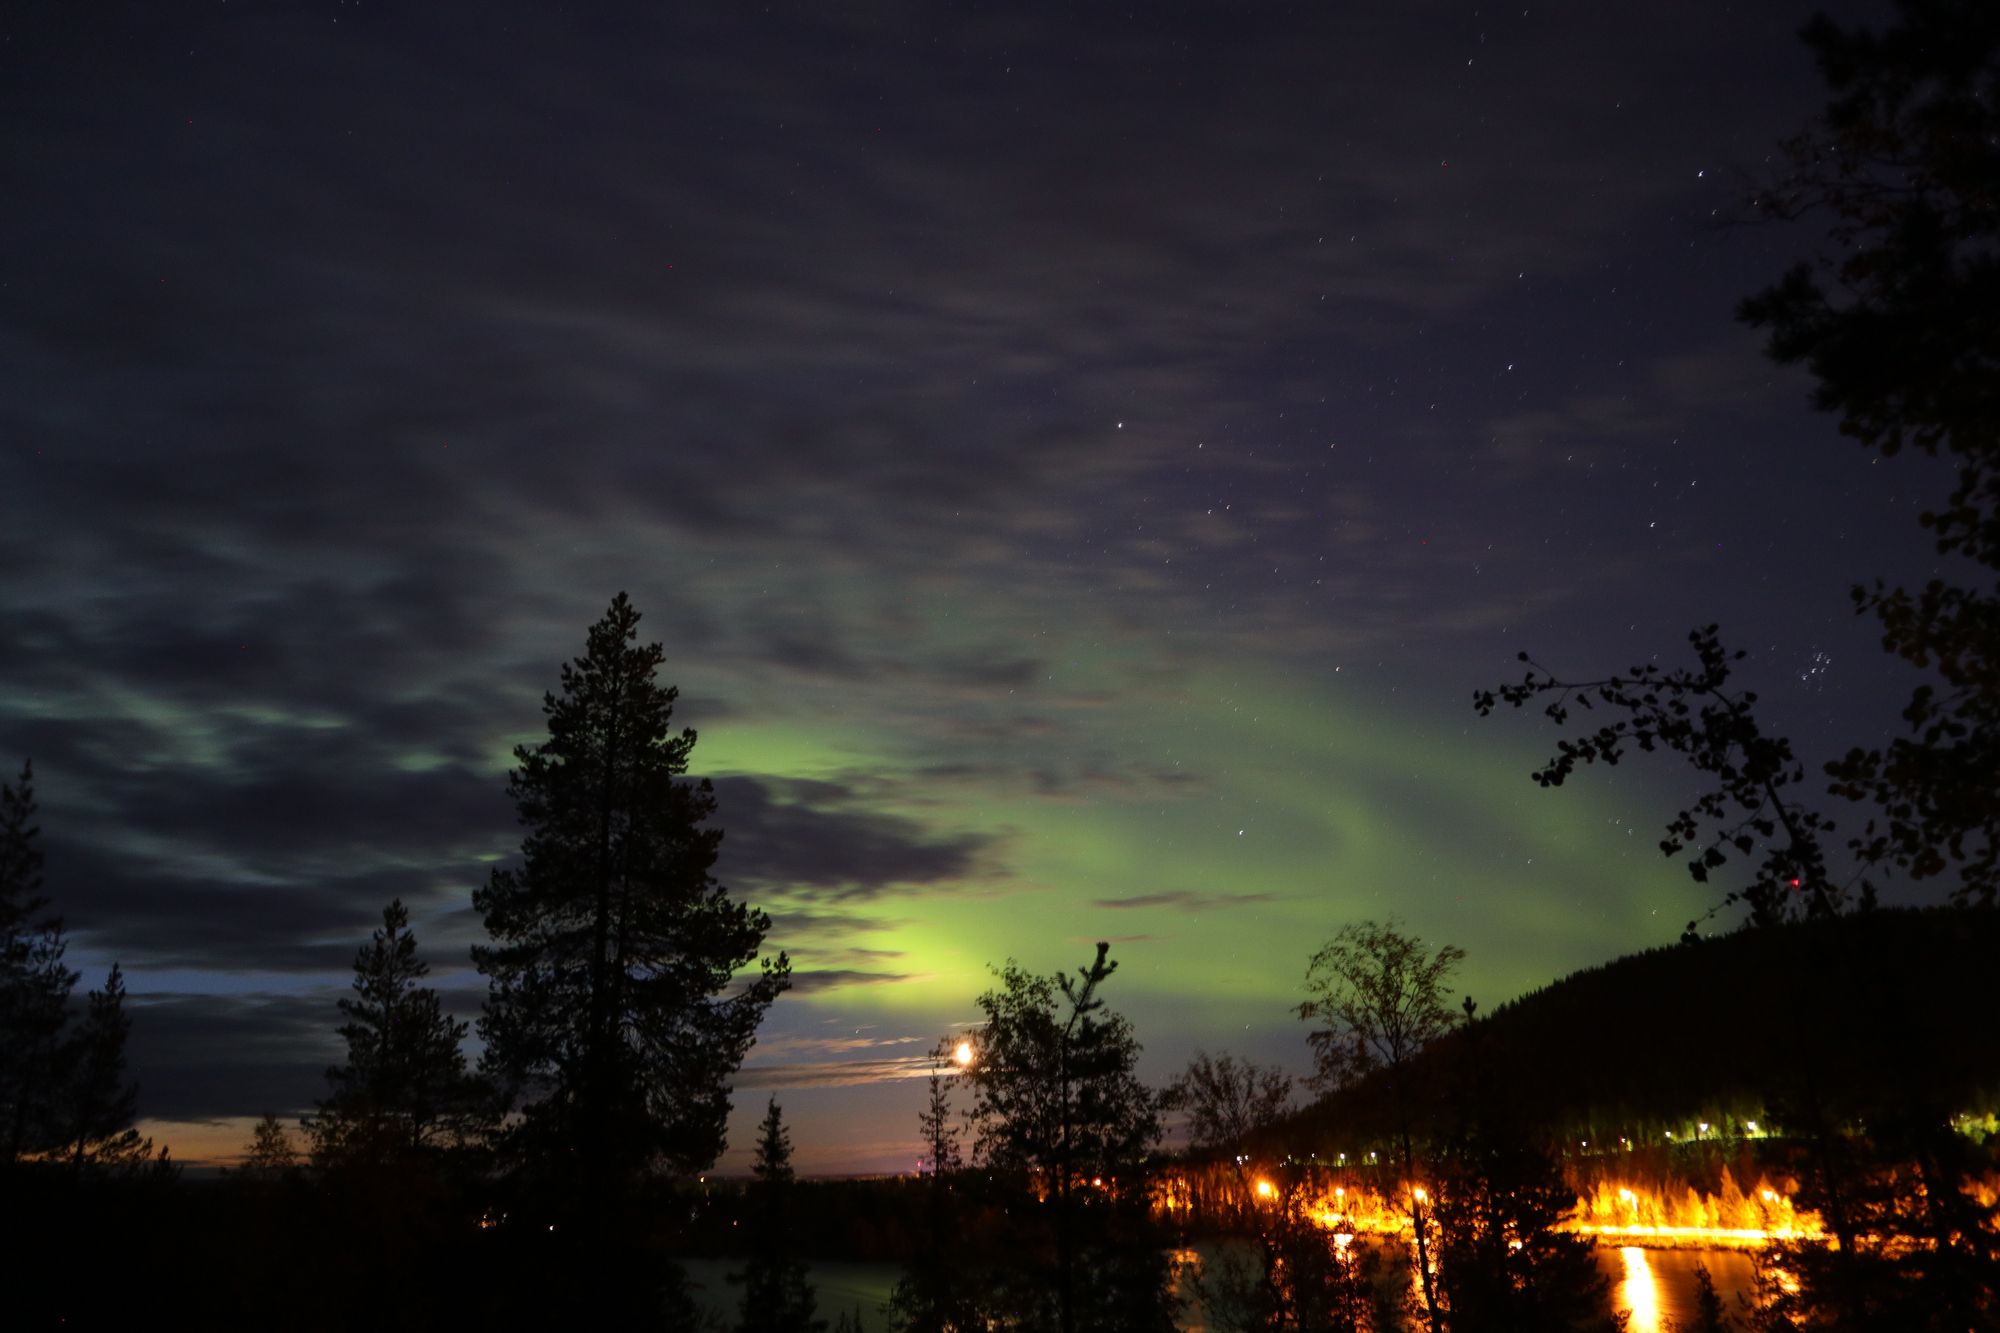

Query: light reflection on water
left=1620, top=1246, right=1663, bottom=1332
left=1613, top=1246, right=1759, bottom=1333
left=684, top=1246, right=1759, bottom=1332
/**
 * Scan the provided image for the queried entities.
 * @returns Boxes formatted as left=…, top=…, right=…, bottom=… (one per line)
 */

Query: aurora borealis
left=1, top=1, right=1944, bottom=1173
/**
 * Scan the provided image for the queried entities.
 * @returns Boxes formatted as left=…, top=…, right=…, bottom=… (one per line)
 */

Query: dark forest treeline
left=8, top=906, right=1995, bottom=1330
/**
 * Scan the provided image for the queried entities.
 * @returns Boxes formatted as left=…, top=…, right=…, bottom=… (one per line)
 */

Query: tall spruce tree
left=736, top=1098, right=823, bottom=1333
left=474, top=593, right=789, bottom=1214
left=58, top=962, right=148, bottom=1171
left=310, top=899, right=481, bottom=1165
left=1, top=762, right=144, bottom=1172
left=1, top=761, right=73, bottom=1164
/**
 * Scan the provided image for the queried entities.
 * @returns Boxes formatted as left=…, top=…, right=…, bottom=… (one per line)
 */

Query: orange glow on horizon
left=1155, top=1162, right=1835, bottom=1252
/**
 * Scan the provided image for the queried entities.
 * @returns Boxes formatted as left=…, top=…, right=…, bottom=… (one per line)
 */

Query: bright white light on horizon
left=954, top=1040, right=974, bottom=1066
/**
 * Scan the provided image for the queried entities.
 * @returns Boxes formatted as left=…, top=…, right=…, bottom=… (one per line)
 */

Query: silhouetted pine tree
left=0, top=761, right=74, bottom=1164
left=57, top=962, right=148, bottom=1170
left=308, top=899, right=483, bottom=1167
left=242, top=1110, right=301, bottom=1177
left=474, top=593, right=789, bottom=1222
left=1, top=762, right=146, bottom=1173
left=737, top=1098, right=823, bottom=1333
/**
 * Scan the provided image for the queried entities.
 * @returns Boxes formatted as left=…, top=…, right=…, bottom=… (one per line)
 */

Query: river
left=682, top=1244, right=1759, bottom=1330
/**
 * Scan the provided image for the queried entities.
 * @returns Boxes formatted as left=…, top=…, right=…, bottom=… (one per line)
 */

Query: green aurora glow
left=702, top=661, right=1711, bottom=1173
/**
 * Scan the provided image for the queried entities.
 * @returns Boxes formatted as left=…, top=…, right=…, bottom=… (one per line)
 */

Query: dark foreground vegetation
left=7, top=843, right=1998, bottom=1332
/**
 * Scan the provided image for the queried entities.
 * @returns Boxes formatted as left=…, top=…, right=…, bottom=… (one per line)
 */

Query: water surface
left=681, top=1245, right=1759, bottom=1331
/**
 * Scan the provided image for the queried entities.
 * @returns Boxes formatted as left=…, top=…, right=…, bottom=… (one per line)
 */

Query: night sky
left=3, top=1, right=1947, bottom=1174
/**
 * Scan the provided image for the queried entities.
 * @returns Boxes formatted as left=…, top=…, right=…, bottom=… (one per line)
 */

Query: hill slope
left=1294, top=908, right=2000, bottom=1141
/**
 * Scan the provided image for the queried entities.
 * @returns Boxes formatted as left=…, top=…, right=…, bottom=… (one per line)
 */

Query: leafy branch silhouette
left=1474, top=625, right=1854, bottom=932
